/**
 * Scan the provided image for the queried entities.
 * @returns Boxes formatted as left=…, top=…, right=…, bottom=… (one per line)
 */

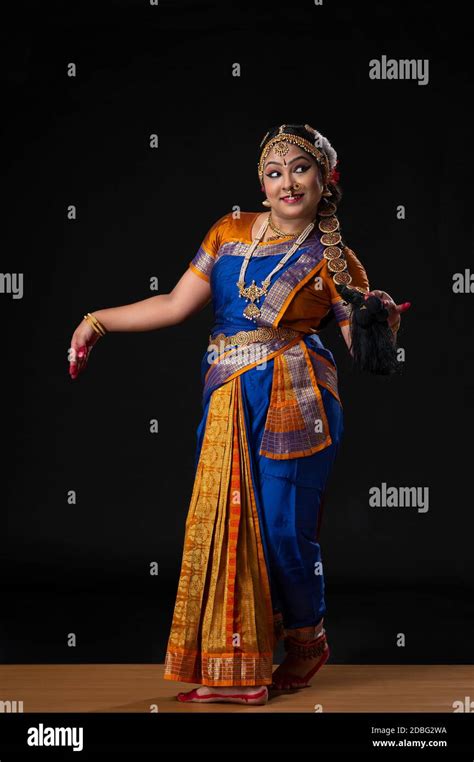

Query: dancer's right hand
left=68, top=319, right=101, bottom=380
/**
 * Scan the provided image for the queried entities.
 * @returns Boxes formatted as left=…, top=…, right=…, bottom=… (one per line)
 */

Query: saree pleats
left=163, top=375, right=274, bottom=686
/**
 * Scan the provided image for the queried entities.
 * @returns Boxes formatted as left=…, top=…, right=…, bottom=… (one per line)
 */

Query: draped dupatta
left=203, top=229, right=341, bottom=459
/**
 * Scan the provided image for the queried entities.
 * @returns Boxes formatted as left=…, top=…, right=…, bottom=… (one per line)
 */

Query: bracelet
left=84, top=312, right=107, bottom=337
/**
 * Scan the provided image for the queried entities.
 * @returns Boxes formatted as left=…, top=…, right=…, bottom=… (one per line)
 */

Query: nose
left=283, top=179, right=299, bottom=192
left=282, top=172, right=300, bottom=189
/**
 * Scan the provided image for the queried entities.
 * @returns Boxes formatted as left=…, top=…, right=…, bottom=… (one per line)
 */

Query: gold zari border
left=163, top=376, right=275, bottom=686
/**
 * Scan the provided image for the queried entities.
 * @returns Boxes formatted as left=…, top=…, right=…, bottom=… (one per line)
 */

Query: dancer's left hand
left=364, top=289, right=411, bottom=328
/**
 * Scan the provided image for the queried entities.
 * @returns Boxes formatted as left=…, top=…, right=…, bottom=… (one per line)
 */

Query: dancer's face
left=262, top=142, right=324, bottom=217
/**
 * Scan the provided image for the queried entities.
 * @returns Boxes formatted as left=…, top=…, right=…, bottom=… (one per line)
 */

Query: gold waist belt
left=208, top=326, right=302, bottom=349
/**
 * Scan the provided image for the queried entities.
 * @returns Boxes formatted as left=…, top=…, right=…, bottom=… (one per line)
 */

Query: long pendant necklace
left=236, top=213, right=316, bottom=321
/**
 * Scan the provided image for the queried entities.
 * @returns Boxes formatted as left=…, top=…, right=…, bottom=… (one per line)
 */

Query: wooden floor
left=1, top=664, right=472, bottom=712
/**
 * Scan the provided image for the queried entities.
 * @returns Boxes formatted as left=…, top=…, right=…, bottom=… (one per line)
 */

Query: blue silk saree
left=163, top=215, right=346, bottom=687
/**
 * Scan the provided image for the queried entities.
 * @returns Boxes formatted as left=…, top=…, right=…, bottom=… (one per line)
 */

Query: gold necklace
left=236, top=213, right=316, bottom=321
left=268, top=212, right=305, bottom=240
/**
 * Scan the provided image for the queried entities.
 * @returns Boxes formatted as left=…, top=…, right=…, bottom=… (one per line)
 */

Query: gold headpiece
left=257, top=123, right=330, bottom=185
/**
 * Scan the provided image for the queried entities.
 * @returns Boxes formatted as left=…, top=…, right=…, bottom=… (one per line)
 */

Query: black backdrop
left=1, top=0, right=472, bottom=667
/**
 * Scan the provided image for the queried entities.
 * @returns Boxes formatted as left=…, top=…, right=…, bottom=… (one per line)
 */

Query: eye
left=266, top=164, right=310, bottom=178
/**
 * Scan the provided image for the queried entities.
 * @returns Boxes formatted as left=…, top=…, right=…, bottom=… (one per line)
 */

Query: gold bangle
left=84, top=312, right=107, bottom=337
left=84, top=319, right=103, bottom=337
left=84, top=313, right=105, bottom=336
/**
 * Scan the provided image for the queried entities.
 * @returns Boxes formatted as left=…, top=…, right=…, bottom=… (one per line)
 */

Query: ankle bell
left=283, top=629, right=328, bottom=660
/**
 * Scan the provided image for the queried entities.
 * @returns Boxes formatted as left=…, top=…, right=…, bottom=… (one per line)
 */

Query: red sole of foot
left=177, top=687, right=268, bottom=704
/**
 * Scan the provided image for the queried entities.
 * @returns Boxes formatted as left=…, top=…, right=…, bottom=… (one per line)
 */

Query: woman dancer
left=68, top=123, right=410, bottom=705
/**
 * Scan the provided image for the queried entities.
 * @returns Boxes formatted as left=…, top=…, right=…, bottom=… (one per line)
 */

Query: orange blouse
left=188, top=211, right=370, bottom=334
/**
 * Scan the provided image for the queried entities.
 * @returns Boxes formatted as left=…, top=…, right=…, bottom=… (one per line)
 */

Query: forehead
left=264, top=142, right=313, bottom=166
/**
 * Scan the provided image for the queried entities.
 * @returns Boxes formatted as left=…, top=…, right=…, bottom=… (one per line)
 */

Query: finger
left=69, top=346, right=78, bottom=378
left=76, top=345, right=87, bottom=375
left=396, top=302, right=411, bottom=313
left=364, top=290, right=387, bottom=301
left=80, top=345, right=90, bottom=371
left=83, top=344, right=92, bottom=365
left=76, top=347, right=85, bottom=373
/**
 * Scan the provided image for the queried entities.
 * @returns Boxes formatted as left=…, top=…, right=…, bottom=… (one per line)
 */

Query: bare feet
left=271, top=633, right=329, bottom=690
left=176, top=684, right=269, bottom=704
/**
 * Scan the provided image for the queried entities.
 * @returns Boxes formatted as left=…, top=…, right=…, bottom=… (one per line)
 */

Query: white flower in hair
left=304, top=123, right=338, bottom=172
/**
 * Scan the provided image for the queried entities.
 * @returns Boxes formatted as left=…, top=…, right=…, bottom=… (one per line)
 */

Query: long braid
left=322, top=192, right=400, bottom=375
left=258, top=123, right=401, bottom=375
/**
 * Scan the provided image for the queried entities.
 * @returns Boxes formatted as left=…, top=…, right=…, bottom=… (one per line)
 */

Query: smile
left=280, top=193, right=304, bottom=204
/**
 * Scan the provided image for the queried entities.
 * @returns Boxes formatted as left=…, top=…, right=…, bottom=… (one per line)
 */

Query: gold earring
left=262, top=198, right=271, bottom=206
left=322, top=185, right=332, bottom=197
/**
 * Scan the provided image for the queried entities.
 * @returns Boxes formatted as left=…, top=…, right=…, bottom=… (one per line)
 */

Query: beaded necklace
left=236, top=201, right=355, bottom=322
left=236, top=214, right=316, bottom=321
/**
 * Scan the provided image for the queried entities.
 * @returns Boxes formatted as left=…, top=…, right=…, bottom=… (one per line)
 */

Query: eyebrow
left=265, top=154, right=310, bottom=168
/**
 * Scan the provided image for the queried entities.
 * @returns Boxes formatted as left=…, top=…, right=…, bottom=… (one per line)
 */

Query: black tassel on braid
left=336, top=282, right=401, bottom=375
left=316, top=176, right=401, bottom=375
left=318, top=194, right=401, bottom=376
